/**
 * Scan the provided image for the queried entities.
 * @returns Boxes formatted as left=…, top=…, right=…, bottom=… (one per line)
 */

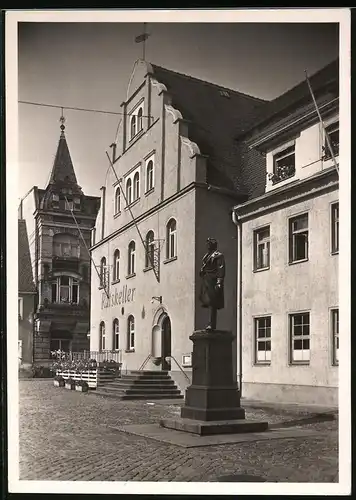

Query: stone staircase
left=91, top=370, right=184, bottom=401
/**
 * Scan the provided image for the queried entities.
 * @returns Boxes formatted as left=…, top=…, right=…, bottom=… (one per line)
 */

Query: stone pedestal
left=160, top=330, right=268, bottom=436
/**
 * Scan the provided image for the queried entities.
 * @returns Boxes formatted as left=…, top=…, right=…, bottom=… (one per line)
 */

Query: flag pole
left=304, top=70, right=339, bottom=176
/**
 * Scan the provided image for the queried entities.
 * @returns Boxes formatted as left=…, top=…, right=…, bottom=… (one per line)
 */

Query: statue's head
left=207, top=238, right=218, bottom=251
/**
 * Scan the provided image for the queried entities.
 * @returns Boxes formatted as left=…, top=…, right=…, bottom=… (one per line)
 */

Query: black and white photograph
left=6, top=8, right=351, bottom=496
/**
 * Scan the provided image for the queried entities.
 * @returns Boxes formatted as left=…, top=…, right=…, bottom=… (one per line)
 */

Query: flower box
left=54, top=379, right=65, bottom=387
left=75, top=384, right=89, bottom=393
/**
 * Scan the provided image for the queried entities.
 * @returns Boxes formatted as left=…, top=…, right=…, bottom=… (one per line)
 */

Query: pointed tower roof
left=48, top=115, right=78, bottom=186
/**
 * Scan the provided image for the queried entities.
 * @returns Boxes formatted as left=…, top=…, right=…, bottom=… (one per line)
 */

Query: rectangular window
left=255, top=316, right=271, bottom=363
left=254, top=226, right=270, bottom=270
left=51, top=283, right=57, bottom=303
left=324, top=121, right=339, bottom=160
left=331, top=202, right=339, bottom=254
left=289, top=312, right=310, bottom=363
left=289, top=213, right=308, bottom=263
left=18, top=297, right=23, bottom=320
left=272, top=145, right=295, bottom=185
left=331, top=308, right=339, bottom=365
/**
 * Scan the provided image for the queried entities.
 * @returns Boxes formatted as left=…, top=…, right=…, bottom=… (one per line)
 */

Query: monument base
left=160, top=417, right=268, bottom=436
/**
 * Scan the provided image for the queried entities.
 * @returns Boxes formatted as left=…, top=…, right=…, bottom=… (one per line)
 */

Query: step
left=129, top=370, right=169, bottom=375
left=91, top=390, right=184, bottom=401
left=99, top=386, right=181, bottom=395
left=106, top=379, right=175, bottom=386
left=120, top=375, right=172, bottom=382
left=102, top=382, right=176, bottom=390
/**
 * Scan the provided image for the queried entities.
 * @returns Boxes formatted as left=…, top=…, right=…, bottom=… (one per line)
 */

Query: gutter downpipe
left=232, top=209, right=242, bottom=398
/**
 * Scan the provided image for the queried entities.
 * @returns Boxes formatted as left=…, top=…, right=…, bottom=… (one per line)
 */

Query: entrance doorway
left=161, top=316, right=171, bottom=371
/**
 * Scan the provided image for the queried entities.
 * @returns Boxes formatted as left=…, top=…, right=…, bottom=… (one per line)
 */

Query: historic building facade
left=233, top=60, right=339, bottom=405
left=90, top=60, right=266, bottom=389
left=18, top=219, right=36, bottom=371
left=20, top=120, right=100, bottom=365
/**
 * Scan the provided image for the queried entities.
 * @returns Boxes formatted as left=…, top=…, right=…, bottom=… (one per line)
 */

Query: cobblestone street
left=19, top=380, right=338, bottom=483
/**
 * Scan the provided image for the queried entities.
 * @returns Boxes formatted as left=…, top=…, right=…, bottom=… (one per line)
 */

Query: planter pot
left=75, top=385, right=89, bottom=393
left=65, top=383, right=75, bottom=390
left=54, top=379, right=65, bottom=387
left=152, top=357, right=162, bottom=366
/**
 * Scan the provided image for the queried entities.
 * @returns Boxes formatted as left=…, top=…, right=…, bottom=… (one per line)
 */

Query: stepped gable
left=18, top=219, right=36, bottom=293
left=150, top=64, right=267, bottom=195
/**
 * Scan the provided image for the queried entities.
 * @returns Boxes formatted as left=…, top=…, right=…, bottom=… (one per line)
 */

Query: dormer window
left=74, top=196, right=81, bottom=211
left=323, top=121, right=339, bottom=161
left=271, top=145, right=295, bottom=185
left=65, top=199, right=74, bottom=211
left=52, top=193, right=59, bottom=208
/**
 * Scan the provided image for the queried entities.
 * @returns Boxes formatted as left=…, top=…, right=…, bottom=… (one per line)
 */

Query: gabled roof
left=18, top=219, right=36, bottom=293
left=48, top=128, right=78, bottom=186
left=150, top=64, right=267, bottom=194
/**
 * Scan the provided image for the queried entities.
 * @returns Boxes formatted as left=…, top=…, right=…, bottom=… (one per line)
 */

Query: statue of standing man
left=199, top=238, right=225, bottom=330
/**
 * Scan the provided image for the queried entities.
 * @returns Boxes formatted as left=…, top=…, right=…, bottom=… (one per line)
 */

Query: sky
left=18, top=20, right=339, bottom=200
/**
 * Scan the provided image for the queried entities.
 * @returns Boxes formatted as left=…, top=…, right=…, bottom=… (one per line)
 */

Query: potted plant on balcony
left=64, top=378, right=76, bottom=390
left=75, top=380, right=89, bottom=393
left=53, top=375, right=65, bottom=388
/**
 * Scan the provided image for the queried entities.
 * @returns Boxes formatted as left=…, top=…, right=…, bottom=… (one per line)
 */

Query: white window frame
left=331, top=308, right=339, bottom=365
left=129, top=102, right=144, bottom=141
left=18, top=297, right=23, bottom=320
left=254, top=316, right=272, bottom=364
left=133, top=171, right=140, bottom=201
left=166, top=219, right=177, bottom=259
left=289, top=312, right=310, bottom=364
left=100, top=322, right=106, bottom=351
left=113, top=250, right=120, bottom=282
left=323, top=120, right=339, bottom=161
left=115, top=187, right=121, bottom=214
left=145, top=231, right=155, bottom=269
left=272, top=144, right=296, bottom=185
left=126, top=178, right=132, bottom=206
left=128, top=316, right=135, bottom=350
left=128, top=241, right=136, bottom=276
left=253, top=226, right=270, bottom=271
left=113, top=319, right=120, bottom=351
left=145, top=157, right=155, bottom=192
left=100, top=257, right=107, bottom=288
left=289, top=213, right=309, bottom=263
left=331, top=202, right=339, bottom=254
left=51, top=276, right=80, bottom=304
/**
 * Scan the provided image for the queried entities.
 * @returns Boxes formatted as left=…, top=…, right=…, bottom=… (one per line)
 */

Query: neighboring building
left=233, top=59, right=339, bottom=405
left=18, top=219, right=36, bottom=370
left=20, top=119, right=100, bottom=366
left=90, top=60, right=266, bottom=389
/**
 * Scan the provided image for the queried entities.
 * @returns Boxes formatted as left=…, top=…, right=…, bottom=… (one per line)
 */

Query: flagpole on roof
left=304, top=70, right=339, bottom=177
left=135, top=22, right=150, bottom=61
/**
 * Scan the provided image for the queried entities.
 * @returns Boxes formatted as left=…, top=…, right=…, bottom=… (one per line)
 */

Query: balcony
left=37, top=300, right=89, bottom=317
left=52, top=256, right=79, bottom=273
left=51, top=349, right=122, bottom=364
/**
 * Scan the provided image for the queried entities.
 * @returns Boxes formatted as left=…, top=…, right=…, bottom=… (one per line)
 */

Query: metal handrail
left=166, top=355, right=191, bottom=384
left=139, top=353, right=152, bottom=371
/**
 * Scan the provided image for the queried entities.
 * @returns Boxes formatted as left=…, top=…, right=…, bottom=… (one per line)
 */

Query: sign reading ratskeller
left=101, top=285, right=136, bottom=309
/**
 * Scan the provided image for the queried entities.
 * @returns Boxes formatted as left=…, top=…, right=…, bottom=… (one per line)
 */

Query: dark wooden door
left=161, top=316, right=171, bottom=370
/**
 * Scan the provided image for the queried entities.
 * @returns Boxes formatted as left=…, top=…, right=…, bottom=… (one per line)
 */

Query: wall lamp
left=151, top=296, right=162, bottom=304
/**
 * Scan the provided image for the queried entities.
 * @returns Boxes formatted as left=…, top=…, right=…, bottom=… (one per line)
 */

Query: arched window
left=128, top=241, right=136, bottom=275
left=113, top=249, right=120, bottom=282
left=100, top=257, right=107, bottom=287
left=130, top=115, right=136, bottom=139
left=115, top=187, right=121, bottom=214
left=127, top=315, right=135, bottom=350
left=113, top=319, right=120, bottom=351
left=145, top=230, right=155, bottom=269
left=137, top=107, right=143, bottom=132
left=99, top=321, right=106, bottom=351
left=126, top=178, right=132, bottom=206
left=133, top=172, right=140, bottom=201
left=166, top=218, right=177, bottom=259
left=146, top=160, right=154, bottom=192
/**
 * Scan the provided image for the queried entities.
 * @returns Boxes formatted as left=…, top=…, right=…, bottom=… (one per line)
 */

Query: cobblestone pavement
left=19, top=380, right=338, bottom=483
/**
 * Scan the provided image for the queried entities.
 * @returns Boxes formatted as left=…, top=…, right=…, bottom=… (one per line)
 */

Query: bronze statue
left=199, top=238, right=225, bottom=330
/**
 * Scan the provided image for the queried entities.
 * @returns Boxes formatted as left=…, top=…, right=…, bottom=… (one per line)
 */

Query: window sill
left=289, top=361, right=310, bottom=366
left=114, top=211, right=121, bottom=219
left=332, top=362, right=339, bottom=367
left=163, top=256, right=177, bottom=265
left=111, top=279, right=120, bottom=285
left=253, top=266, right=270, bottom=273
left=126, top=273, right=136, bottom=280
left=288, top=258, right=308, bottom=266
left=331, top=250, right=339, bottom=256
left=254, top=361, right=271, bottom=366
left=145, top=187, right=155, bottom=197
left=143, top=266, right=153, bottom=273
left=125, top=198, right=140, bottom=210
left=129, top=128, right=144, bottom=144
left=125, top=349, right=135, bottom=353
